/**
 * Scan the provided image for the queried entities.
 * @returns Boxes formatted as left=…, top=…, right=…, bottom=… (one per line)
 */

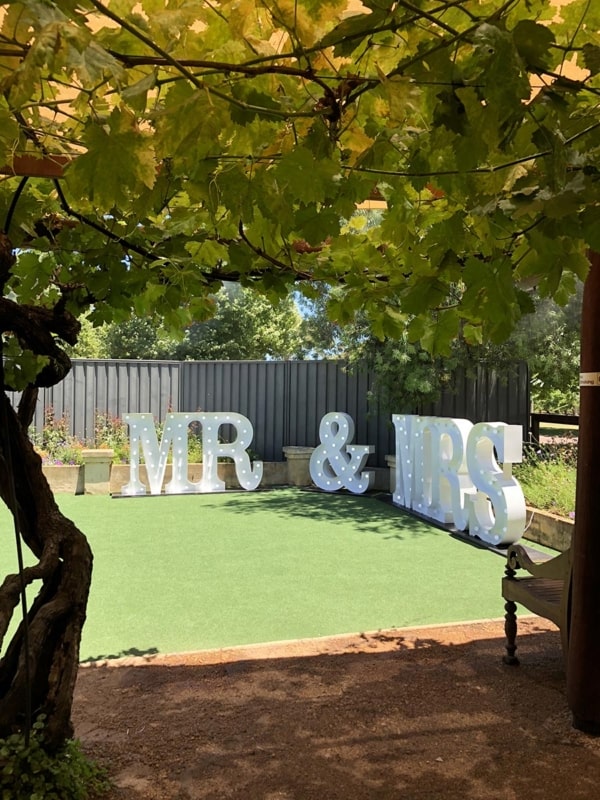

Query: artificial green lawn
left=1, top=488, right=513, bottom=661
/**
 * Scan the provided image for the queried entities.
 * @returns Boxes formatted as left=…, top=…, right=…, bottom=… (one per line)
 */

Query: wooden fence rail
left=530, top=413, right=579, bottom=442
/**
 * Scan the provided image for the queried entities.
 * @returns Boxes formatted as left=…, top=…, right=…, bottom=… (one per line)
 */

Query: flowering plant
left=94, top=413, right=130, bottom=463
left=31, top=408, right=84, bottom=466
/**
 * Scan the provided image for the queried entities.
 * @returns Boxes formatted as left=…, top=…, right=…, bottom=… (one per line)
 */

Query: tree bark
left=0, top=391, right=93, bottom=750
left=566, top=250, right=600, bottom=733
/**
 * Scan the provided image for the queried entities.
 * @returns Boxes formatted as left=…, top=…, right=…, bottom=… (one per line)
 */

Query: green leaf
left=402, top=278, right=448, bottom=315
left=512, top=20, right=555, bottom=71
left=318, top=10, right=388, bottom=56
left=12, top=251, right=56, bottom=302
left=581, top=208, right=600, bottom=252
left=66, top=107, right=156, bottom=209
left=185, top=239, right=228, bottom=268
left=433, top=90, right=467, bottom=135
left=472, top=23, right=531, bottom=110
left=582, top=44, right=600, bottom=76
left=463, top=323, right=483, bottom=346
left=0, top=101, right=19, bottom=152
left=421, top=309, right=460, bottom=356
left=407, top=309, right=460, bottom=356
left=2, top=337, right=49, bottom=391
left=230, top=88, right=282, bottom=124
left=273, top=147, right=340, bottom=204
left=122, top=70, right=157, bottom=112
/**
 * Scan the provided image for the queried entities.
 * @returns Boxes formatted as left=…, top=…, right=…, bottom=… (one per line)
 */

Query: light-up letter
left=428, top=418, right=475, bottom=528
left=309, top=412, right=374, bottom=493
left=411, top=417, right=435, bottom=516
left=123, top=412, right=263, bottom=495
left=466, top=423, right=525, bottom=546
left=392, top=415, right=437, bottom=514
left=122, top=413, right=195, bottom=496
left=392, top=414, right=415, bottom=508
left=198, top=413, right=263, bottom=492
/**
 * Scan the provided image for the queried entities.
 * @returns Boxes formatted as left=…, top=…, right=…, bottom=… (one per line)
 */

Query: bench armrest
left=506, top=544, right=571, bottom=580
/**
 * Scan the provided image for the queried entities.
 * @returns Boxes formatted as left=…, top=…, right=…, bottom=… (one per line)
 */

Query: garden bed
left=42, top=464, right=84, bottom=495
left=523, top=506, right=573, bottom=552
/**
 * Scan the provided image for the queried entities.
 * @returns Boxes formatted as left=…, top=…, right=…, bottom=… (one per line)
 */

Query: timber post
left=566, top=250, right=600, bottom=734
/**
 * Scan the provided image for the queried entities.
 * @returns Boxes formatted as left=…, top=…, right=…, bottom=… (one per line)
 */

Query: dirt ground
left=73, top=617, right=600, bottom=800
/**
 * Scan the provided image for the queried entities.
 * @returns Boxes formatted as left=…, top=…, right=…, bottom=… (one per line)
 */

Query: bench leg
left=503, top=599, right=520, bottom=666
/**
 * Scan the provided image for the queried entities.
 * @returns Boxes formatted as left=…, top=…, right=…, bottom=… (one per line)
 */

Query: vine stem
left=0, top=336, right=32, bottom=745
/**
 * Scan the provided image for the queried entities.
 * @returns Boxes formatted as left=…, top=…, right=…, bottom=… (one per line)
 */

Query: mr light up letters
left=123, top=412, right=262, bottom=495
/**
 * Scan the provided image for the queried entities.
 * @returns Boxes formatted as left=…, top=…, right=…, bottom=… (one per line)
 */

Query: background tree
left=102, top=316, right=165, bottom=360
left=302, top=281, right=584, bottom=413
left=0, top=0, right=598, bottom=754
left=66, top=314, right=109, bottom=359
left=513, top=284, right=583, bottom=414
left=163, top=283, right=303, bottom=360
left=78, top=283, right=304, bottom=359
left=300, top=287, right=462, bottom=407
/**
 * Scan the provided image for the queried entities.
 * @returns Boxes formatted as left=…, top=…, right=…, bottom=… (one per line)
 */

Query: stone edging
left=522, top=506, right=573, bottom=552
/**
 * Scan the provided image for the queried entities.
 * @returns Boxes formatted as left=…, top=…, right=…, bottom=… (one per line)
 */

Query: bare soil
left=73, top=617, right=600, bottom=800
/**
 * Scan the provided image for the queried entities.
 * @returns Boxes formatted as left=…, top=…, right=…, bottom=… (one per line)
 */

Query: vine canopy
left=0, top=0, right=598, bottom=383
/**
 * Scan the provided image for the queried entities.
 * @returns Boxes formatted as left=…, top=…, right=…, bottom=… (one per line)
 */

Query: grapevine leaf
left=512, top=20, right=555, bottom=71
left=66, top=107, right=156, bottom=209
left=582, top=44, right=600, bottom=76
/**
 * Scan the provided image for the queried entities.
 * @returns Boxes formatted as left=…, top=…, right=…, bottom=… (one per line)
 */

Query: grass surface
left=539, top=424, right=578, bottom=438
left=1, top=489, right=515, bottom=661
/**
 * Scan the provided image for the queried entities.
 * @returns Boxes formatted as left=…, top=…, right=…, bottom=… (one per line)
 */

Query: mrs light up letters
left=392, top=415, right=525, bottom=546
left=123, top=412, right=263, bottom=495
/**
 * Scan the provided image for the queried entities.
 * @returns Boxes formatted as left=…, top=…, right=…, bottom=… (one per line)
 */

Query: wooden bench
left=501, top=543, right=572, bottom=665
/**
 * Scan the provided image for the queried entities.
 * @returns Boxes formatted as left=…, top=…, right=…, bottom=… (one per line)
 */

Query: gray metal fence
left=19, top=359, right=529, bottom=467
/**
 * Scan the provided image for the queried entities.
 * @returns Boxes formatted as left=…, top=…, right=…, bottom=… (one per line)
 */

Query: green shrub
left=0, top=718, right=109, bottom=800
left=514, top=447, right=576, bottom=518
left=187, top=430, right=203, bottom=462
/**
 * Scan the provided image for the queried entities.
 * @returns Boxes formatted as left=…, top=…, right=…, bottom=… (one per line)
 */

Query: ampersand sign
left=309, top=412, right=374, bottom=494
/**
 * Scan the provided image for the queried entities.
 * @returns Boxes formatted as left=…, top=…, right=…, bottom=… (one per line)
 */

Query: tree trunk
left=566, top=250, right=600, bottom=734
left=0, top=390, right=93, bottom=750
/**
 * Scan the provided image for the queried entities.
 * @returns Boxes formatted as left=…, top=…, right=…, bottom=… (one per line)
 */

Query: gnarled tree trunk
left=0, top=232, right=91, bottom=750
left=0, top=390, right=93, bottom=750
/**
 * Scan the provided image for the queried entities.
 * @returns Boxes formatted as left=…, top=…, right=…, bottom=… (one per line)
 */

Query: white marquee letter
left=309, top=412, right=374, bottom=494
left=198, top=413, right=263, bottom=492
left=466, top=423, right=525, bottom=546
left=123, top=413, right=195, bottom=496
left=392, top=414, right=415, bottom=508
left=428, top=418, right=475, bottom=528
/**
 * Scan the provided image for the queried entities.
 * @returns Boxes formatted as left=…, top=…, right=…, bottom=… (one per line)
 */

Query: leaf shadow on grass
left=216, top=488, right=446, bottom=542
left=81, top=646, right=160, bottom=665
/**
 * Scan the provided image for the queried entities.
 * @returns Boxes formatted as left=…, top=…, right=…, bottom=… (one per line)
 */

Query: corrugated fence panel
left=17, top=360, right=181, bottom=441
left=288, top=361, right=343, bottom=448
left=179, top=361, right=289, bottom=462
left=18, top=359, right=529, bottom=465
left=424, top=363, right=529, bottom=431
left=84, top=360, right=180, bottom=439
left=286, top=361, right=393, bottom=463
